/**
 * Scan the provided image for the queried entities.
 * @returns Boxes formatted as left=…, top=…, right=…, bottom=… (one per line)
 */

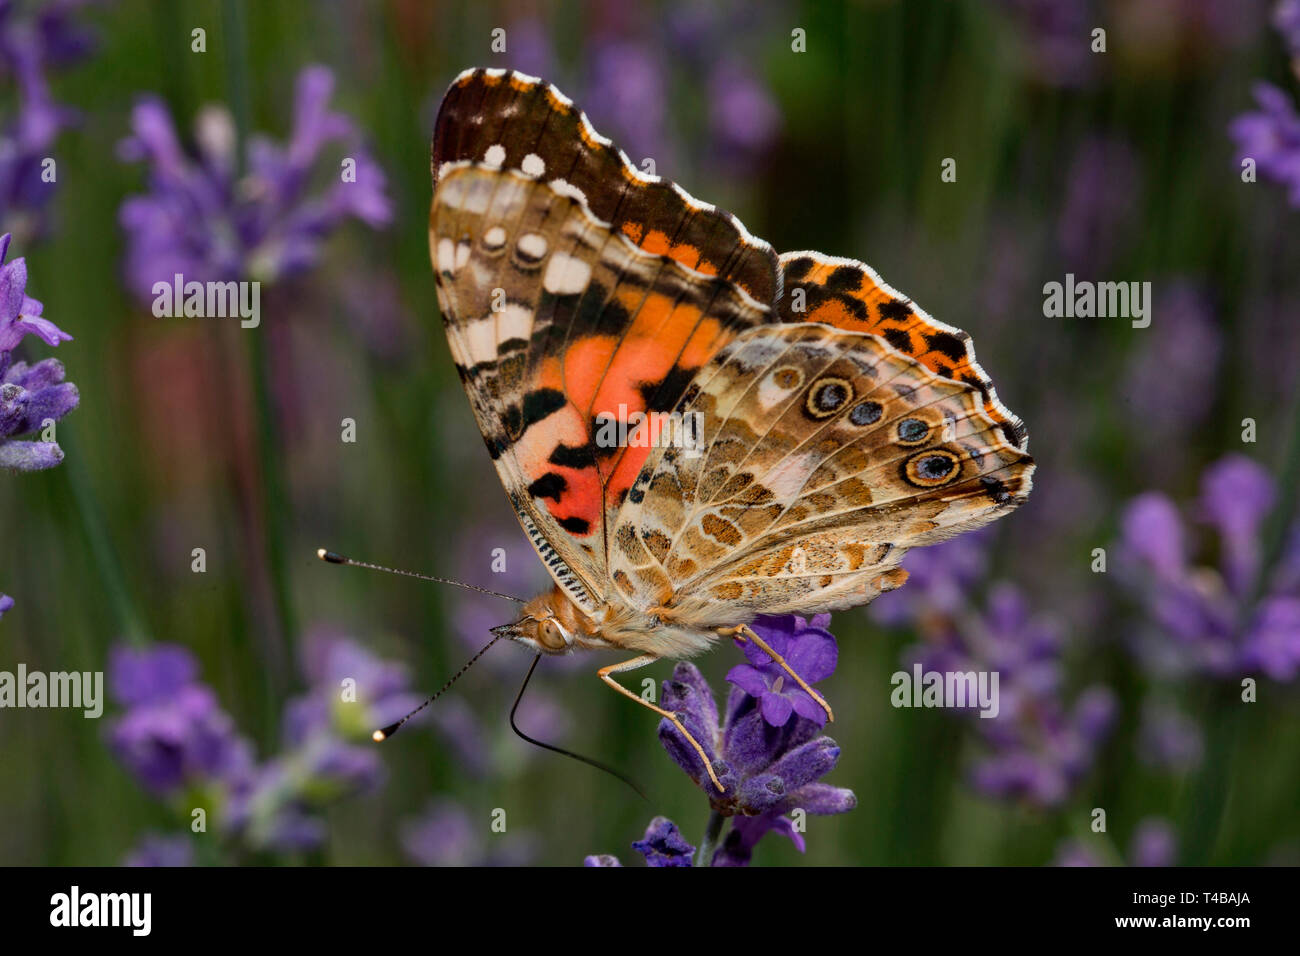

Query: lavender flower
left=657, top=640, right=856, bottom=865
left=1276, top=0, right=1300, bottom=59
left=583, top=817, right=694, bottom=867
left=1120, top=281, right=1221, bottom=460
left=108, top=632, right=413, bottom=858
left=105, top=644, right=255, bottom=796
left=631, top=816, right=695, bottom=867
left=123, top=833, right=195, bottom=868
left=0, top=0, right=94, bottom=239
left=1230, top=83, right=1300, bottom=207
left=994, top=0, right=1099, bottom=89
left=401, top=799, right=537, bottom=867
left=227, top=630, right=412, bottom=852
left=0, top=592, right=12, bottom=618
left=726, top=614, right=836, bottom=727
left=1119, top=455, right=1300, bottom=681
left=875, top=538, right=1117, bottom=808
left=1053, top=818, right=1178, bottom=867
left=1136, top=700, right=1204, bottom=772
left=0, top=232, right=77, bottom=470
left=118, top=65, right=391, bottom=300
left=1057, top=138, right=1142, bottom=273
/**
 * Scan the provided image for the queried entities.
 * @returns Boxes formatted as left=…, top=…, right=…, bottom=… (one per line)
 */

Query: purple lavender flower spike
left=0, top=233, right=77, bottom=471
left=632, top=817, right=695, bottom=868
left=105, top=643, right=256, bottom=795
left=118, top=65, right=392, bottom=300
left=1129, top=818, right=1177, bottom=867
left=1119, top=454, right=1300, bottom=683
left=0, top=593, right=12, bottom=618
left=123, top=833, right=195, bottom=868
left=1230, top=83, right=1300, bottom=208
left=583, top=854, right=623, bottom=867
left=1198, top=454, right=1275, bottom=596
left=658, top=660, right=855, bottom=864
left=727, top=614, right=837, bottom=727
left=1276, top=0, right=1300, bottom=59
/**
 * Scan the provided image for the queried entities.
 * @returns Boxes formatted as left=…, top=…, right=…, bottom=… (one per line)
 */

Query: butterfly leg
left=597, top=655, right=725, bottom=792
left=722, top=624, right=835, bottom=723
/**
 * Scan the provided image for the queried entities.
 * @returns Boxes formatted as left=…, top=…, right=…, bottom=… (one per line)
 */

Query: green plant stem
left=695, top=809, right=726, bottom=867
left=61, top=426, right=147, bottom=646
left=223, top=0, right=299, bottom=684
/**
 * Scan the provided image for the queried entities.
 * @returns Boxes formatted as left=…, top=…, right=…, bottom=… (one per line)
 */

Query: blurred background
left=2, top=0, right=1299, bottom=866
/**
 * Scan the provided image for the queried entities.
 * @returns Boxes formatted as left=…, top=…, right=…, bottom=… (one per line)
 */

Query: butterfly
left=429, top=68, right=1033, bottom=790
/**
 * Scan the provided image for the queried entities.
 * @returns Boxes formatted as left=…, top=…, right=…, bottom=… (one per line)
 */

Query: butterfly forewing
left=431, top=163, right=772, bottom=612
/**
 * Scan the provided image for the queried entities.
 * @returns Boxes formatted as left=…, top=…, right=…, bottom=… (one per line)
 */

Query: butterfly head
left=491, top=587, right=593, bottom=654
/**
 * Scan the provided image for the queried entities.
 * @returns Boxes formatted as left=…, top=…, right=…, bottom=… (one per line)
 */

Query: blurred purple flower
left=297, top=626, right=424, bottom=738
left=105, top=643, right=256, bottom=796
left=875, top=538, right=1117, bottom=808
left=0, top=592, right=12, bottom=618
left=503, top=18, right=554, bottom=78
left=1276, top=0, right=1300, bottom=58
left=1137, top=700, right=1204, bottom=772
left=122, top=833, right=195, bottom=868
left=1052, top=818, right=1177, bottom=867
left=727, top=614, right=836, bottom=727
left=631, top=816, right=695, bottom=867
left=994, top=0, right=1098, bottom=89
left=1130, top=818, right=1178, bottom=867
left=1120, top=454, right=1300, bottom=682
left=707, top=59, right=780, bottom=167
left=658, top=658, right=855, bottom=865
left=583, top=853, right=623, bottom=867
left=1230, top=83, right=1300, bottom=207
left=1057, top=138, right=1142, bottom=273
left=118, top=65, right=391, bottom=300
left=871, top=530, right=991, bottom=627
left=582, top=39, right=670, bottom=169
left=0, top=0, right=95, bottom=239
left=1120, top=282, right=1221, bottom=465
left=401, top=798, right=537, bottom=867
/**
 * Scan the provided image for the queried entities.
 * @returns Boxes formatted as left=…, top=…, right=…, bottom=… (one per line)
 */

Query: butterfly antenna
left=373, top=633, right=502, bottom=742
left=317, top=549, right=526, bottom=603
left=510, top=654, right=648, bottom=801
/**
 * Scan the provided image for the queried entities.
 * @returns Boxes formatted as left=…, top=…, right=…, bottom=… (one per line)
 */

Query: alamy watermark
left=1042, top=273, right=1151, bottom=328
left=594, top=405, right=705, bottom=458
left=152, top=273, right=261, bottom=328
left=890, top=663, right=1000, bottom=718
left=0, top=664, right=103, bottom=718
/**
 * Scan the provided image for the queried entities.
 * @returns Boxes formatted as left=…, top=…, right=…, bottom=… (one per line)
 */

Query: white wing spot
left=543, top=251, right=592, bottom=295
left=455, top=241, right=471, bottom=271
left=517, top=232, right=548, bottom=261
left=483, top=226, right=507, bottom=249
left=437, top=237, right=456, bottom=273
left=483, top=144, right=506, bottom=168
left=521, top=152, right=545, bottom=177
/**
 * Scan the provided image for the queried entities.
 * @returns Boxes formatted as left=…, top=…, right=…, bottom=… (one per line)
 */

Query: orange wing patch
left=777, top=252, right=1027, bottom=449
left=620, top=222, right=719, bottom=276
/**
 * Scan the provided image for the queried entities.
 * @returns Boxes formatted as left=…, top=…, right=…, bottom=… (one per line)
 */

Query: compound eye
left=538, top=618, right=569, bottom=651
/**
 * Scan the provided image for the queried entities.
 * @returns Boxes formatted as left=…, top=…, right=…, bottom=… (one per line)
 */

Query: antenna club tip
left=371, top=729, right=386, bottom=742
left=318, top=549, right=346, bottom=564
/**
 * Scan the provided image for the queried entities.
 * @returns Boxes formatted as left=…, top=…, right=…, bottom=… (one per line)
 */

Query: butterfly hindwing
left=431, top=163, right=773, bottom=612
left=433, top=68, right=780, bottom=303
left=608, top=322, right=1034, bottom=619
left=777, top=251, right=1028, bottom=451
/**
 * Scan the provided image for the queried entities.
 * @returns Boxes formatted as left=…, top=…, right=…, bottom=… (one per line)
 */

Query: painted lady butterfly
left=430, top=68, right=1033, bottom=789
